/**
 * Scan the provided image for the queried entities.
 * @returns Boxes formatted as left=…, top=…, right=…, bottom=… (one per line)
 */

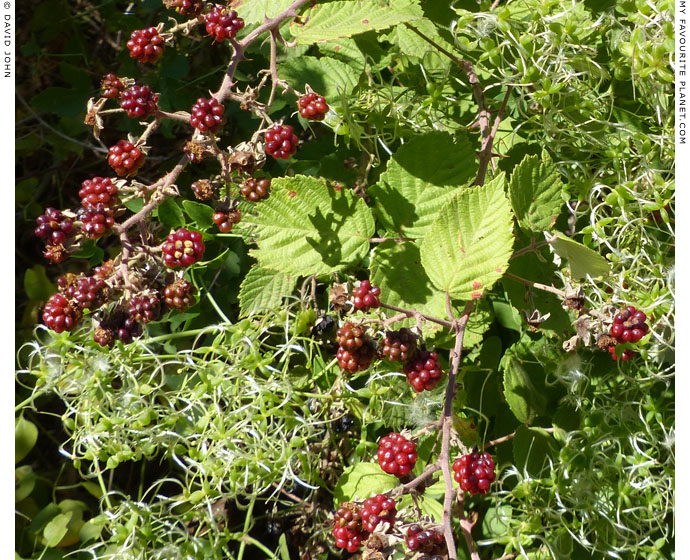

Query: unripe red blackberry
left=403, top=351, right=444, bottom=393
left=377, top=433, right=417, bottom=477
left=43, top=294, right=78, bottom=329
left=128, top=292, right=161, bottom=323
left=94, top=325, right=115, bottom=347
left=204, top=6, right=244, bottom=41
left=107, top=140, right=145, bottom=177
left=405, top=524, right=445, bottom=554
left=120, top=85, right=159, bottom=119
left=608, top=345, right=636, bottom=361
left=352, top=280, right=381, bottom=312
left=43, top=294, right=82, bottom=333
left=212, top=209, right=241, bottom=233
left=43, top=244, right=69, bottom=264
left=92, top=260, right=115, bottom=280
left=453, top=451, right=496, bottom=495
left=609, top=305, right=649, bottom=344
left=164, top=0, right=202, bottom=16
left=336, top=322, right=366, bottom=350
left=361, top=494, right=396, bottom=533
left=126, top=27, right=165, bottom=63
left=240, top=178, right=271, bottom=202
left=162, top=228, right=205, bottom=268
left=380, top=328, right=416, bottom=362
left=298, top=92, right=329, bottom=121
left=101, top=73, right=126, bottom=99
left=190, top=97, right=226, bottom=134
left=35, top=207, right=75, bottom=247
left=333, top=502, right=366, bottom=553
left=163, top=279, right=197, bottom=310
left=78, top=204, right=115, bottom=239
left=79, top=177, right=119, bottom=208
left=59, top=274, right=109, bottom=311
left=264, top=124, right=299, bottom=159
left=336, top=323, right=375, bottom=372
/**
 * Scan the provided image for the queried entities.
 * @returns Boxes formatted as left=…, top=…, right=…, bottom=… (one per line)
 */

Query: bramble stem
left=380, top=302, right=454, bottom=329
left=456, top=490, right=481, bottom=560
left=504, top=272, right=566, bottom=298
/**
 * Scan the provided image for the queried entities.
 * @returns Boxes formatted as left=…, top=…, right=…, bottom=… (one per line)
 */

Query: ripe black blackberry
left=212, top=209, right=242, bottom=233
left=128, top=293, right=161, bottom=323
left=361, top=494, right=396, bottom=533
left=164, top=279, right=197, bottom=310
left=205, top=6, right=245, bottom=41
left=405, top=524, right=445, bottom=554
left=380, top=328, right=416, bottom=362
left=191, top=179, right=215, bottom=200
left=453, top=451, right=496, bottom=495
left=43, top=294, right=81, bottom=333
left=98, top=310, right=143, bottom=345
left=79, top=177, right=119, bottom=208
left=162, top=228, right=205, bottom=268
left=377, top=433, right=417, bottom=477
left=101, top=73, right=126, bottom=99
left=352, top=280, right=381, bottom=311
left=333, top=502, right=366, bottom=553
left=264, top=124, right=299, bottom=159
left=190, top=97, right=226, bottom=134
left=78, top=204, right=115, bottom=239
left=298, top=92, right=329, bottom=121
left=107, top=140, right=145, bottom=177
left=35, top=207, right=75, bottom=247
left=403, top=351, right=444, bottom=393
left=240, top=178, right=271, bottom=202
left=126, top=27, right=165, bottom=63
left=120, top=85, right=159, bottom=119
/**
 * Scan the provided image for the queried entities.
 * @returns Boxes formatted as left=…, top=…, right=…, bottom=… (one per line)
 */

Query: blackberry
left=405, top=524, right=445, bottom=554
left=212, top=209, right=241, bottom=233
left=35, top=207, right=75, bottom=247
left=163, top=279, right=197, bottom=310
left=609, top=305, right=650, bottom=344
left=79, top=177, right=119, bottom=208
left=336, top=322, right=376, bottom=373
left=128, top=292, right=161, bottom=323
left=101, top=73, right=126, bottom=99
left=352, top=280, right=381, bottom=311
left=361, top=494, right=396, bottom=533
left=184, top=140, right=213, bottom=164
left=92, top=260, right=115, bottom=280
left=191, top=179, right=215, bottom=200
left=126, top=27, right=165, bottom=63
left=403, top=351, right=444, bottom=393
left=94, top=325, right=115, bottom=347
left=240, top=178, right=271, bottom=202
left=452, top=451, right=496, bottom=495
left=43, top=294, right=81, bottom=333
left=333, top=502, right=366, bottom=553
left=377, top=433, right=417, bottom=477
left=107, top=140, right=145, bottom=177
left=264, top=124, right=299, bottom=159
left=59, top=274, right=109, bottom=311
left=608, top=345, right=636, bottom=361
left=205, top=6, right=245, bottom=42
left=98, top=310, right=143, bottom=345
left=43, top=244, right=69, bottom=264
left=120, top=85, right=159, bottom=119
left=298, top=92, right=329, bottom=121
left=78, top=204, right=115, bottom=239
left=190, top=97, right=226, bottom=134
left=164, top=0, right=202, bottom=16
left=162, top=228, right=205, bottom=268
left=380, top=328, right=416, bottom=362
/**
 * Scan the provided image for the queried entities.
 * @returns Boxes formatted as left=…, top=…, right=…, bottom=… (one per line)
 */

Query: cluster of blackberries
left=264, top=124, right=299, bottom=159
left=164, top=0, right=202, bottom=16
left=128, top=293, right=161, bottom=324
left=126, top=27, right=165, bottom=63
left=403, top=351, right=444, bottom=393
left=79, top=177, right=119, bottom=208
left=34, top=208, right=75, bottom=264
left=607, top=305, right=650, bottom=361
left=240, top=178, right=271, bottom=202
left=298, top=92, right=329, bottom=121
left=452, top=451, right=496, bottom=495
left=163, top=279, right=197, bottom=311
left=333, top=494, right=397, bottom=553
left=377, top=432, right=417, bottom=477
left=58, top=274, right=109, bottom=311
left=380, top=328, right=416, bottom=362
left=101, top=73, right=127, bottom=99
left=161, top=228, right=205, bottom=268
left=107, top=140, right=145, bottom=177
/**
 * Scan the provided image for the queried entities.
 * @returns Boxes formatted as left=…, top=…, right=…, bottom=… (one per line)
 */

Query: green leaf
left=237, top=0, right=295, bottom=25
left=549, top=232, right=610, bottom=279
left=24, top=265, right=55, bottom=302
left=278, top=534, right=290, bottom=560
left=482, top=504, right=512, bottom=540
left=243, top=176, right=375, bottom=275
left=157, top=197, right=185, bottom=228
left=513, top=425, right=556, bottom=477
left=292, top=0, right=423, bottom=44
left=182, top=200, right=214, bottom=230
left=43, top=512, right=72, bottom=547
left=15, top=416, right=38, bottom=464
left=383, top=17, right=459, bottom=64
left=79, top=516, right=106, bottom=543
left=277, top=56, right=361, bottom=100
left=420, top=174, right=514, bottom=300
left=334, top=462, right=399, bottom=504
left=398, top=494, right=444, bottom=521
left=500, top=344, right=547, bottom=424
left=15, top=465, right=36, bottom=502
left=124, top=198, right=144, bottom=213
left=238, top=266, right=297, bottom=317
left=509, top=152, right=564, bottom=232
left=368, top=132, right=477, bottom=239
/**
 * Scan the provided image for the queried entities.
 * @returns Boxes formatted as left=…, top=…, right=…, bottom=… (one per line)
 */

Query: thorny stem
left=456, top=490, right=481, bottom=560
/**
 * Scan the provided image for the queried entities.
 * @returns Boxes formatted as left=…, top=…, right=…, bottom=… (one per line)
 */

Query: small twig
left=504, top=272, right=566, bottom=298
left=368, top=235, right=415, bottom=244
left=267, top=29, right=280, bottom=108
left=156, top=109, right=191, bottom=124
left=475, top=86, right=512, bottom=186
left=380, top=302, right=454, bottom=330
left=456, top=490, right=481, bottom=560
left=511, top=238, right=554, bottom=260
